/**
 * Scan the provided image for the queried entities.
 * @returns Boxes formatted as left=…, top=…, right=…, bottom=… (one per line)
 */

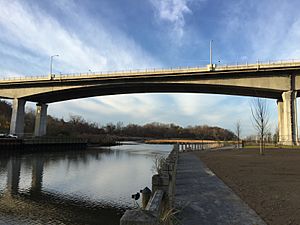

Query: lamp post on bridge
left=207, top=40, right=215, bottom=71
left=49, top=55, right=59, bottom=79
left=210, top=40, right=213, bottom=66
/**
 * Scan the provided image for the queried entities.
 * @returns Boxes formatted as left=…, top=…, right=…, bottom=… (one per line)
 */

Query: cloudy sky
left=1, top=0, right=300, bottom=136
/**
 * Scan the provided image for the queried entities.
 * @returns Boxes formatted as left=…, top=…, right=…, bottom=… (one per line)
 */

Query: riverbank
left=195, top=148, right=300, bottom=225
left=0, top=143, right=173, bottom=225
left=0, top=137, right=87, bottom=152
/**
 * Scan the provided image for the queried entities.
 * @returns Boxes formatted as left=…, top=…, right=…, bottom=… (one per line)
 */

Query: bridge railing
left=216, top=59, right=300, bottom=70
left=1, top=59, right=300, bottom=82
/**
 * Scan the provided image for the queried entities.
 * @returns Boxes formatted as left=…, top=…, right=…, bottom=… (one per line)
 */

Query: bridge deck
left=174, top=152, right=266, bottom=225
left=1, top=60, right=300, bottom=83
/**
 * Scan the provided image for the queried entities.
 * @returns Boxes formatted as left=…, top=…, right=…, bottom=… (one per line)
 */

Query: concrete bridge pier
left=34, top=103, right=48, bottom=137
left=9, top=98, right=26, bottom=137
left=277, top=91, right=299, bottom=145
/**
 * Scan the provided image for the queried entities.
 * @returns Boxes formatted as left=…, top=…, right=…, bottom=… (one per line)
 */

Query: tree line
left=0, top=100, right=236, bottom=142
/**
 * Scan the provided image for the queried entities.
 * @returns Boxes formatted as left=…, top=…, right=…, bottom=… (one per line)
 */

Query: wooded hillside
left=0, top=100, right=236, bottom=141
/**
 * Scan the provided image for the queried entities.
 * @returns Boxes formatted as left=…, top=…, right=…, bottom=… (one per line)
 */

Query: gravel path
left=174, top=152, right=266, bottom=225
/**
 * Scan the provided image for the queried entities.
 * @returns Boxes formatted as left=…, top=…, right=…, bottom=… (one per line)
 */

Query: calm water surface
left=0, top=143, right=172, bottom=225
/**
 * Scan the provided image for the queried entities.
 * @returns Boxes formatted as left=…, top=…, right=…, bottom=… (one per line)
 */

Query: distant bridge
left=1, top=60, right=300, bottom=145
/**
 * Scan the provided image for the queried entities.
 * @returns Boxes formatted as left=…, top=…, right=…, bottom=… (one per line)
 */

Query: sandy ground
left=194, top=148, right=300, bottom=225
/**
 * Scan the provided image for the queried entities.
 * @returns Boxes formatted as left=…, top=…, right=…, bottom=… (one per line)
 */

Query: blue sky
left=1, top=0, right=300, bottom=136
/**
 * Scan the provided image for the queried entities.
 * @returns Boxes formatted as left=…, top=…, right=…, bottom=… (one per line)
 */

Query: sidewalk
left=174, top=152, right=266, bottom=225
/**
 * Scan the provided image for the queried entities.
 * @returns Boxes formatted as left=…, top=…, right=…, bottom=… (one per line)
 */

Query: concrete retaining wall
left=120, top=144, right=179, bottom=225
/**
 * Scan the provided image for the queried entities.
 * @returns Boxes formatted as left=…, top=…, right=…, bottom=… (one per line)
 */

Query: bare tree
left=152, top=154, right=166, bottom=174
left=235, top=121, right=241, bottom=149
left=250, top=98, right=270, bottom=155
left=273, top=126, right=279, bottom=144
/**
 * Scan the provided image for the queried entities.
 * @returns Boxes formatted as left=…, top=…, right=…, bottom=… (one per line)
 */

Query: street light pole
left=49, top=55, right=59, bottom=79
left=210, top=40, right=213, bottom=65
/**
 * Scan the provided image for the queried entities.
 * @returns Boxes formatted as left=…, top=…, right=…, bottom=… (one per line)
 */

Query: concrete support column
left=10, top=98, right=26, bottom=137
left=278, top=91, right=299, bottom=145
left=277, top=99, right=284, bottom=143
left=34, top=103, right=48, bottom=137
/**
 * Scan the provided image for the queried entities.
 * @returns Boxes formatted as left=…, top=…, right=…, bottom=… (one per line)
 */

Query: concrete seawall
left=120, top=144, right=179, bottom=225
left=0, top=138, right=87, bottom=151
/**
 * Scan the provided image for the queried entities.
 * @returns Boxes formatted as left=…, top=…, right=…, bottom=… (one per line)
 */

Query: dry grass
left=145, top=139, right=237, bottom=144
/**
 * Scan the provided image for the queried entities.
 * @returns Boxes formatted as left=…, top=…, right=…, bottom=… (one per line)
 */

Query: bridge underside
left=22, top=83, right=282, bottom=103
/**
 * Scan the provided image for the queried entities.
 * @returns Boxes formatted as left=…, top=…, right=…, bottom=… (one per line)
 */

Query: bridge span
left=1, top=60, right=300, bottom=145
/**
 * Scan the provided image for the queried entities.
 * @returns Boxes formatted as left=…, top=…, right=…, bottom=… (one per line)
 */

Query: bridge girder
left=1, top=62, right=300, bottom=145
left=0, top=71, right=294, bottom=103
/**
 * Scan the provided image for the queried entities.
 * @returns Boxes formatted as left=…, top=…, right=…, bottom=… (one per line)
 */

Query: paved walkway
left=174, top=152, right=266, bottom=225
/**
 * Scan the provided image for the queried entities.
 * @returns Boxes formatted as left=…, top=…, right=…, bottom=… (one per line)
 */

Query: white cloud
left=150, top=0, right=204, bottom=42
left=173, top=94, right=227, bottom=116
left=0, top=69, right=23, bottom=78
left=47, top=93, right=270, bottom=137
left=48, top=94, right=177, bottom=125
left=151, top=0, right=190, bottom=40
left=220, top=0, right=300, bottom=62
left=0, top=0, right=159, bottom=75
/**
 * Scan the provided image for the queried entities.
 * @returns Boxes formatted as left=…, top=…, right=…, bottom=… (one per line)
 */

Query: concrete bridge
left=1, top=60, right=300, bottom=145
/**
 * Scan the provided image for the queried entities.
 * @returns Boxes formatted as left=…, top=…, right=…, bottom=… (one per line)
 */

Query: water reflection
left=0, top=143, right=172, bottom=225
left=6, top=156, right=21, bottom=195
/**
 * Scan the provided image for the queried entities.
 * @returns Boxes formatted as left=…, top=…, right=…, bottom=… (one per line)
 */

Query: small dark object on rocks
left=132, top=192, right=140, bottom=201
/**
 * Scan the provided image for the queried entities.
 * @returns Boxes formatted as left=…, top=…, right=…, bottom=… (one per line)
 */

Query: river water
left=0, top=143, right=172, bottom=225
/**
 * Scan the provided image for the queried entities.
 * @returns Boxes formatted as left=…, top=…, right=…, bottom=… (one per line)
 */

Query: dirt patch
left=194, top=148, right=300, bottom=225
